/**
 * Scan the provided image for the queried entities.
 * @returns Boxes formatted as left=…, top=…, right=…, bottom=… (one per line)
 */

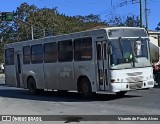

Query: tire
left=116, top=91, right=127, bottom=97
left=79, top=78, right=93, bottom=98
left=156, top=73, right=160, bottom=85
left=27, top=78, right=38, bottom=95
left=57, top=90, right=68, bottom=93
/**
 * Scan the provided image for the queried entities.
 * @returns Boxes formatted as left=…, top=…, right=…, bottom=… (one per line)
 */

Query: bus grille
left=126, top=76, right=144, bottom=82
left=129, top=82, right=143, bottom=89
left=126, top=72, right=142, bottom=76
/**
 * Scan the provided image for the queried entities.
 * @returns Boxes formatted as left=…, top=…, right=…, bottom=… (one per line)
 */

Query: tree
left=106, top=14, right=140, bottom=27
left=125, top=15, right=140, bottom=27
left=13, top=2, right=39, bottom=41
left=155, top=22, right=160, bottom=31
left=75, top=14, right=101, bottom=23
left=107, top=15, right=125, bottom=26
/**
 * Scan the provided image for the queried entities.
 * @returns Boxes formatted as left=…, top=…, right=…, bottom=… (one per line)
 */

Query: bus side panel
left=23, top=64, right=45, bottom=89
left=58, top=62, right=75, bottom=90
left=5, top=65, right=17, bottom=87
left=22, top=65, right=30, bottom=89
left=74, top=61, right=97, bottom=92
left=44, top=63, right=59, bottom=90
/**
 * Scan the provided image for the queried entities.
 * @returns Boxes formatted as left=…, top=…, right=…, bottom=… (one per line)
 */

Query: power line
left=112, top=0, right=139, bottom=8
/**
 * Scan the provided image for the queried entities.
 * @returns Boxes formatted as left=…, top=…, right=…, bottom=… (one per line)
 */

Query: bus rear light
left=111, top=79, right=115, bottom=83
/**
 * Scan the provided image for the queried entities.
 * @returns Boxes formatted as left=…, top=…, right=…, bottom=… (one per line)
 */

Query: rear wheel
left=116, top=91, right=127, bottom=97
left=27, top=78, right=43, bottom=95
left=79, top=78, right=93, bottom=98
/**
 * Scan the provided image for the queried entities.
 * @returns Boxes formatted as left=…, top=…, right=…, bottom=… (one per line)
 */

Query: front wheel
left=80, top=78, right=93, bottom=98
left=155, top=73, right=160, bottom=85
left=116, top=91, right=127, bottom=97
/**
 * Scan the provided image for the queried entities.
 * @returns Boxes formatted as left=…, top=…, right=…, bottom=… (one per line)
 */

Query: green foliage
left=155, top=22, right=160, bottom=31
left=107, top=15, right=125, bottom=26
left=125, top=16, right=141, bottom=27
left=107, top=15, right=141, bottom=27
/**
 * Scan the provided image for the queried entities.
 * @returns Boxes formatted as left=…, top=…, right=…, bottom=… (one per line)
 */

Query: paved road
left=0, top=77, right=160, bottom=124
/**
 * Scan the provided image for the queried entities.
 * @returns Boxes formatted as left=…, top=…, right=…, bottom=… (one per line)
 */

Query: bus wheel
left=27, top=78, right=38, bottom=95
left=156, top=73, right=160, bottom=85
left=116, top=91, right=127, bottom=97
left=58, top=90, right=68, bottom=93
left=80, top=78, right=92, bottom=98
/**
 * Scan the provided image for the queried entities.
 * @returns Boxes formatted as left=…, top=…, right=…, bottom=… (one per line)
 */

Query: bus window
left=58, top=40, right=73, bottom=62
left=23, top=46, right=31, bottom=64
left=5, top=48, right=14, bottom=65
left=44, top=42, right=58, bottom=63
left=31, top=44, right=43, bottom=64
left=74, top=37, right=92, bottom=61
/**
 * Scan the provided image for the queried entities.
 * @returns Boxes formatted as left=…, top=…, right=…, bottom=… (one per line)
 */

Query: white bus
left=4, top=27, right=154, bottom=97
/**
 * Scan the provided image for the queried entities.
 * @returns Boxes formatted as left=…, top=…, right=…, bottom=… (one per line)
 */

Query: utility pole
left=31, top=26, right=34, bottom=40
left=145, top=0, right=148, bottom=30
left=139, top=0, right=143, bottom=28
left=43, top=29, right=45, bottom=37
left=111, top=0, right=113, bottom=6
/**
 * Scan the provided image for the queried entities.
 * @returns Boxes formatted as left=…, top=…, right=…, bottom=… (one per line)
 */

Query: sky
left=0, top=0, right=160, bottom=30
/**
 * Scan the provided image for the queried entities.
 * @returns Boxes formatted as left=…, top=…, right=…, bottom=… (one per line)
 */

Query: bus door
left=15, top=52, right=23, bottom=87
left=96, top=41, right=109, bottom=91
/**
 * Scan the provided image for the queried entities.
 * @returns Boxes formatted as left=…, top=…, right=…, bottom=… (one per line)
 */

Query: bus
left=4, top=27, right=154, bottom=97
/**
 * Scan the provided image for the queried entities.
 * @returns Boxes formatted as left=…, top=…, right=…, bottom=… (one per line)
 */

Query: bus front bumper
left=110, top=79, right=155, bottom=93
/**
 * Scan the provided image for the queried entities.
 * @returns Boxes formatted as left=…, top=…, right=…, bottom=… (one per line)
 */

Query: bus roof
left=5, top=27, right=146, bottom=46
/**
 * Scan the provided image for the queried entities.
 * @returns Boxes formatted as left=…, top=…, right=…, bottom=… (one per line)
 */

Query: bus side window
left=5, top=48, right=14, bottom=65
left=74, top=37, right=92, bottom=61
left=23, top=46, right=31, bottom=64
left=44, top=42, right=58, bottom=63
left=58, top=40, right=73, bottom=62
left=31, top=44, right=43, bottom=64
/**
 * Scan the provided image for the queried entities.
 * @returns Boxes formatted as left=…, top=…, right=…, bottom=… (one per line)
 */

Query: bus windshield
left=110, top=38, right=151, bottom=69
